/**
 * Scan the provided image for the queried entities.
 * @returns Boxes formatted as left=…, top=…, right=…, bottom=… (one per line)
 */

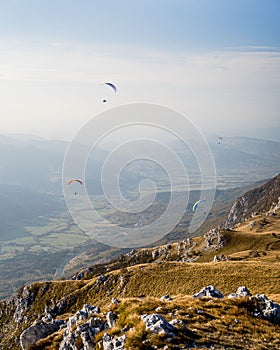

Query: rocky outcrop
left=59, top=304, right=105, bottom=350
left=106, top=311, right=118, bottom=328
left=103, top=333, right=126, bottom=350
left=141, top=314, right=177, bottom=336
left=60, top=316, right=105, bottom=350
left=193, top=286, right=280, bottom=326
left=14, top=286, right=280, bottom=350
left=213, top=254, right=228, bottom=262
left=20, top=320, right=65, bottom=350
left=20, top=303, right=103, bottom=349
left=225, top=173, right=280, bottom=227
left=193, top=285, right=224, bottom=298
left=204, top=228, right=224, bottom=251
left=251, top=294, right=280, bottom=325
left=14, top=286, right=34, bottom=323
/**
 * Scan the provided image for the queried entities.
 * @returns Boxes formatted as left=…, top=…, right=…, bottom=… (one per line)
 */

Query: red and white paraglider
left=67, top=179, right=83, bottom=195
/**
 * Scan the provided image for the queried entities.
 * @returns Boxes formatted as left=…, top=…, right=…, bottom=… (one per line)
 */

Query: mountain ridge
left=1, top=174, right=280, bottom=349
left=225, top=173, right=280, bottom=228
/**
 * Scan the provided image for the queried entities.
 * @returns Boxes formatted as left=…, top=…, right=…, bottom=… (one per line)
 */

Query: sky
left=0, top=0, right=279, bottom=140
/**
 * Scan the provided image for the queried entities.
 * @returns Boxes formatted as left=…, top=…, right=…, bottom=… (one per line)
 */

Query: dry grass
left=94, top=296, right=280, bottom=349
left=2, top=211, right=280, bottom=349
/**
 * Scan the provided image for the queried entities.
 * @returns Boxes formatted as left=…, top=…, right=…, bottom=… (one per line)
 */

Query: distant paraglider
left=102, top=82, right=118, bottom=103
left=192, top=200, right=204, bottom=212
left=67, top=179, right=83, bottom=186
left=104, top=82, right=118, bottom=94
left=217, top=136, right=223, bottom=144
left=67, top=179, right=83, bottom=195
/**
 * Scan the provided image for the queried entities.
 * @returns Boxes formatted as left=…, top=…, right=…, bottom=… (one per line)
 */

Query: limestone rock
left=228, top=286, right=251, bottom=298
left=14, top=286, right=34, bottom=323
left=251, top=294, right=280, bottom=325
left=20, top=320, right=65, bottom=350
left=60, top=316, right=105, bottom=349
left=204, top=228, right=224, bottom=250
left=152, top=249, right=159, bottom=259
left=213, top=255, right=219, bottom=262
left=103, top=333, right=126, bottom=350
left=82, top=304, right=100, bottom=315
left=106, top=311, right=118, bottom=328
left=160, top=294, right=173, bottom=302
left=193, top=285, right=224, bottom=298
left=141, top=314, right=177, bottom=336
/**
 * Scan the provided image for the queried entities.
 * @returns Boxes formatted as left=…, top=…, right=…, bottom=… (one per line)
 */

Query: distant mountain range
left=0, top=134, right=279, bottom=193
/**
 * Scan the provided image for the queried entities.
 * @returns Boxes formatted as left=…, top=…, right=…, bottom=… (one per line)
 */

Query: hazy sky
left=0, top=0, right=279, bottom=140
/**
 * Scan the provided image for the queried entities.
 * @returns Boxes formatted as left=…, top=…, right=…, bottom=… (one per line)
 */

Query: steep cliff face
left=225, top=174, right=280, bottom=227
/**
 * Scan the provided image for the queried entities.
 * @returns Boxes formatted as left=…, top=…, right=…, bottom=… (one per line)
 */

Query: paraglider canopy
left=104, top=82, right=118, bottom=94
left=192, top=199, right=204, bottom=212
left=217, top=136, right=223, bottom=144
left=67, top=179, right=83, bottom=186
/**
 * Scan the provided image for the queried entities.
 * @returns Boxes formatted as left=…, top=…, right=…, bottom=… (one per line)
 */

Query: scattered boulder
left=111, top=297, right=120, bottom=305
left=106, top=311, right=118, bottom=328
left=82, top=304, right=100, bottom=315
left=193, top=285, right=224, bottom=299
left=251, top=294, right=280, bottom=325
left=96, top=275, right=108, bottom=285
left=20, top=320, right=65, bottom=350
left=228, top=286, right=251, bottom=298
left=213, top=255, right=219, bottom=262
left=152, top=249, right=159, bottom=259
left=103, top=333, right=126, bottom=350
left=160, top=294, right=173, bottom=302
left=141, top=314, right=177, bottom=336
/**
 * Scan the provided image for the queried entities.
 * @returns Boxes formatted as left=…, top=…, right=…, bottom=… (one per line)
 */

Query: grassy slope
left=1, top=211, right=280, bottom=349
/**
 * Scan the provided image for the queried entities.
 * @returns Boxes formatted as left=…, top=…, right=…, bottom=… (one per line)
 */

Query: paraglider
left=67, top=179, right=83, bottom=195
left=217, top=136, right=223, bottom=144
left=67, top=179, right=83, bottom=186
left=192, top=199, right=204, bottom=212
left=104, top=82, right=118, bottom=94
left=102, top=82, right=118, bottom=102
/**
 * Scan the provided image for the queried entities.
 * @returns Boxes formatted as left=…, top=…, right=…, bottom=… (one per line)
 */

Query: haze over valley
left=0, top=133, right=279, bottom=298
left=0, top=1, right=280, bottom=349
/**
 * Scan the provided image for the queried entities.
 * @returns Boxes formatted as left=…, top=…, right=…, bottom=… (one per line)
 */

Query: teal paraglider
left=192, top=200, right=204, bottom=212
